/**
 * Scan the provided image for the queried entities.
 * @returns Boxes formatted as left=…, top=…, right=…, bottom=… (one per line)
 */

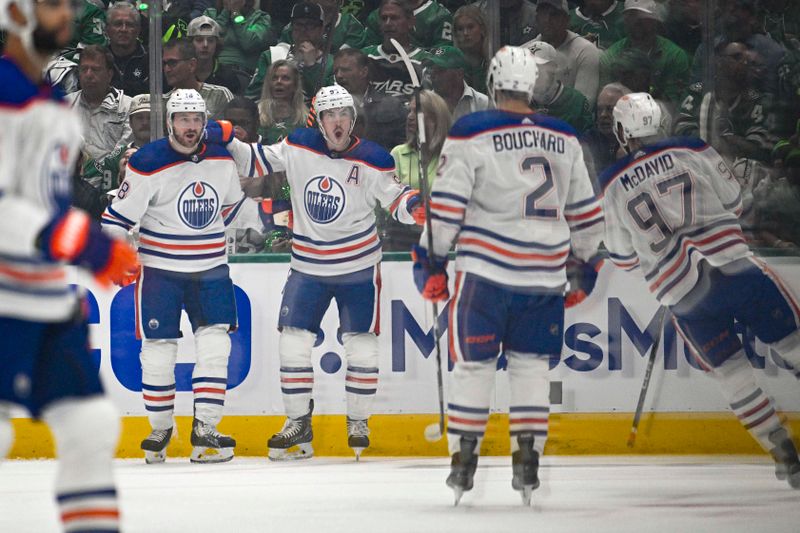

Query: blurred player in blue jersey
left=413, top=46, right=604, bottom=505
left=207, top=84, right=424, bottom=460
left=601, top=92, right=800, bottom=489
left=0, top=0, right=139, bottom=530
left=102, top=89, right=250, bottom=465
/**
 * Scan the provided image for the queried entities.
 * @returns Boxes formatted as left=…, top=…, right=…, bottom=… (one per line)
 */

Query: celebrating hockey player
left=601, top=92, right=800, bottom=488
left=206, top=84, right=425, bottom=460
left=412, top=46, right=604, bottom=505
left=0, top=0, right=139, bottom=530
left=102, top=89, right=246, bottom=464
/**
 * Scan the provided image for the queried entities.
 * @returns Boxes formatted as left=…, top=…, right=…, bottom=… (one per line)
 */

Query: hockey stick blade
left=627, top=307, right=667, bottom=448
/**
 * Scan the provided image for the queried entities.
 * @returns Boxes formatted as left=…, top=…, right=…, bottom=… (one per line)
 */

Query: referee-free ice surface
left=1, top=456, right=798, bottom=532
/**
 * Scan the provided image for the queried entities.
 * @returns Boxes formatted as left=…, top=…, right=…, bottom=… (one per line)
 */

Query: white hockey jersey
left=0, top=58, right=83, bottom=322
left=600, top=137, right=749, bottom=306
left=227, top=128, right=418, bottom=277
left=425, top=109, right=604, bottom=289
left=101, top=139, right=246, bottom=273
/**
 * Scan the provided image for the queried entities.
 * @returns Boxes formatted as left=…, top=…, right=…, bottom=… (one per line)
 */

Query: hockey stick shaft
left=627, top=307, right=667, bottom=448
left=390, top=38, right=445, bottom=436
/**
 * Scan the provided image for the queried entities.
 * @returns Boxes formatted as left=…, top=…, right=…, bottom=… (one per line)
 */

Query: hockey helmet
left=0, top=0, right=35, bottom=48
left=486, top=46, right=545, bottom=105
left=166, top=88, right=207, bottom=135
left=314, top=84, right=357, bottom=141
left=612, top=92, right=662, bottom=149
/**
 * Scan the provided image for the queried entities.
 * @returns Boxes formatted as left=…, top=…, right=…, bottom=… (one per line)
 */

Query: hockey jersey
left=425, top=109, right=604, bottom=289
left=0, top=58, right=83, bottom=322
left=599, top=137, right=750, bottom=306
left=101, top=139, right=246, bottom=273
left=227, top=128, right=418, bottom=277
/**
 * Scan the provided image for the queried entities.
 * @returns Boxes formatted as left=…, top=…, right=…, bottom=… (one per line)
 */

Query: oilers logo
left=178, top=181, right=219, bottom=229
left=304, top=175, right=345, bottom=224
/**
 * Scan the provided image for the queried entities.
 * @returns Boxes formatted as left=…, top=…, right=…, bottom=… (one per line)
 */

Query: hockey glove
left=406, top=194, right=426, bottom=226
left=565, top=253, right=604, bottom=308
left=258, top=198, right=293, bottom=232
left=204, top=119, right=235, bottom=145
left=411, top=244, right=449, bottom=302
left=38, top=209, right=140, bottom=288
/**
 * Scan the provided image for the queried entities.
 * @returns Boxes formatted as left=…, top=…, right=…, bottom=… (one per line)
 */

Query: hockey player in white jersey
left=206, top=84, right=424, bottom=460
left=102, top=89, right=248, bottom=464
left=0, top=0, right=139, bottom=531
left=412, top=46, right=604, bottom=505
left=601, top=92, right=800, bottom=488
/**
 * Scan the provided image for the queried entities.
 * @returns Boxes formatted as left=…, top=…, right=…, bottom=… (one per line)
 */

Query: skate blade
left=352, top=447, right=365, bottom=461
left=452, top=487, right=464, bottom=506
left=521, top=487, right=533, bottom=506
left=190, top=446, right=234, bottom=464
left=144, top=450, right=166, bottom=464
left=268, top=442, right=313, bottom=461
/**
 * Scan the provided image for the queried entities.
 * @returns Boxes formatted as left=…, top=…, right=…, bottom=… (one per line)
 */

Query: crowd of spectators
left=17, top=0, right=800, bottom=252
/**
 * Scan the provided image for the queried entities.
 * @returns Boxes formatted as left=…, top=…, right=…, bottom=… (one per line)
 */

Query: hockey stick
left=390, top=38, right=446, bottom=443
left=627, top=307, right=667, bottom=448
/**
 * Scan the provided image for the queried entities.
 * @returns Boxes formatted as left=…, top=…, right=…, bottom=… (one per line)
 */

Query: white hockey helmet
left=486, top=46, right=543, bottom=105
left=0, top=0, right=36, bottom=49
left=612, top=92, right=662, bottom=149
left=166, top=88, right=207, bottom=139
left=314, top=84, right=357, bottom=140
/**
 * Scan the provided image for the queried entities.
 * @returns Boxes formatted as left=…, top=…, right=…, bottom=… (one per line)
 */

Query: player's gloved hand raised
left=406, top=194, right=426, bottom=225
left=38, top=209, right=140, bottom=288
left=204, top=119, right=235, bottom=145
left=411, top=244, right=449, bottom=302
left=258, top=198, right=293, bottom=231
left=565, top=253, right=604, bottom=308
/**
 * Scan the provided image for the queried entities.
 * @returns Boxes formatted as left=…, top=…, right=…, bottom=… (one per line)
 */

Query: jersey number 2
left=626, top=172, right=694, bottom=253
left=522, top=156, right=558, bottom=219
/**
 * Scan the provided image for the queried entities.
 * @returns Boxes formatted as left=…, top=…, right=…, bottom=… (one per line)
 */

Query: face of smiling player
left=320, top=107, right=354, bottom=152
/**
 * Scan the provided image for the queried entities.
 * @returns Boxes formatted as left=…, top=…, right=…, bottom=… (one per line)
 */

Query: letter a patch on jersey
left=347, top=165, right=360, bottom=185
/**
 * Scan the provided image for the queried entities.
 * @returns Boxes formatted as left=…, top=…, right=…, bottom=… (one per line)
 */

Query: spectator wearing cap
left=162, top=38, right=234, bottom=119
left=246, top=2, right=335, bottom=103
left=82, top=94, right=152, bottom=194
left=426, top=45, right=488, bottom=121
left=527, top=41, right=594, bottom=135
left=363, top=0, right=453, bottom=50
left=188, top=15, right=242, bottom=94
left=452, top=4, right=490, bottom=94
left=600, top=0, right=690, bottom=107
left=203, top=0, right=274, bottom=76
left=569, top=0, right=625, bottom=51
left=361, top=0, right=433, bottom=149
left=279, top=0, right=366, bottom=51
left=472, top=0, right=538, bottom=47
left=528, top=0, right=601, bottom=107
left=67, top=45, right=133, bottom=162
left=333, top=48, right=370, bottom=105
left=106, top=2, right=149, bottom=97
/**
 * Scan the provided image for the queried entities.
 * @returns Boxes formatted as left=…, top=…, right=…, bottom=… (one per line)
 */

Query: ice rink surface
left=1, top=456, right=799, bottom=533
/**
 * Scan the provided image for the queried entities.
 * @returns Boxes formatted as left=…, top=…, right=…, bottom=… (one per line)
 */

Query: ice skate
left=347, top=417, right=370, bottom=461
left=190, top=419, right=235, bottom=464
left=512, top=433, right=540, bottom=505
left=769, top=427, right=800, bottom=489
left=268, top=400, right=314, bottom=461
left=141, top=427, right=173, bottom=464
left=446, top=436, right=478, bottom=506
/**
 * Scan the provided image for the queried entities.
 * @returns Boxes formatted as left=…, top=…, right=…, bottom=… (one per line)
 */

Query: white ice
left=1, top=456, right=799, bottom=533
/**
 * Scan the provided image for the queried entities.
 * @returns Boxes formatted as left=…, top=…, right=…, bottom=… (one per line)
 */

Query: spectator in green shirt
left=279, top=0, right=367, bottom=50
left=204, top=0, right=274, bottom=75
left=569, top=0, right=625, bottom=50
left=256, top=59, right=310, bottom=145
left=600, top=0, right=690, bottom=107
left=363, top=0, right=453, bottom=50
left=452, top=4, right=489, bottom=95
